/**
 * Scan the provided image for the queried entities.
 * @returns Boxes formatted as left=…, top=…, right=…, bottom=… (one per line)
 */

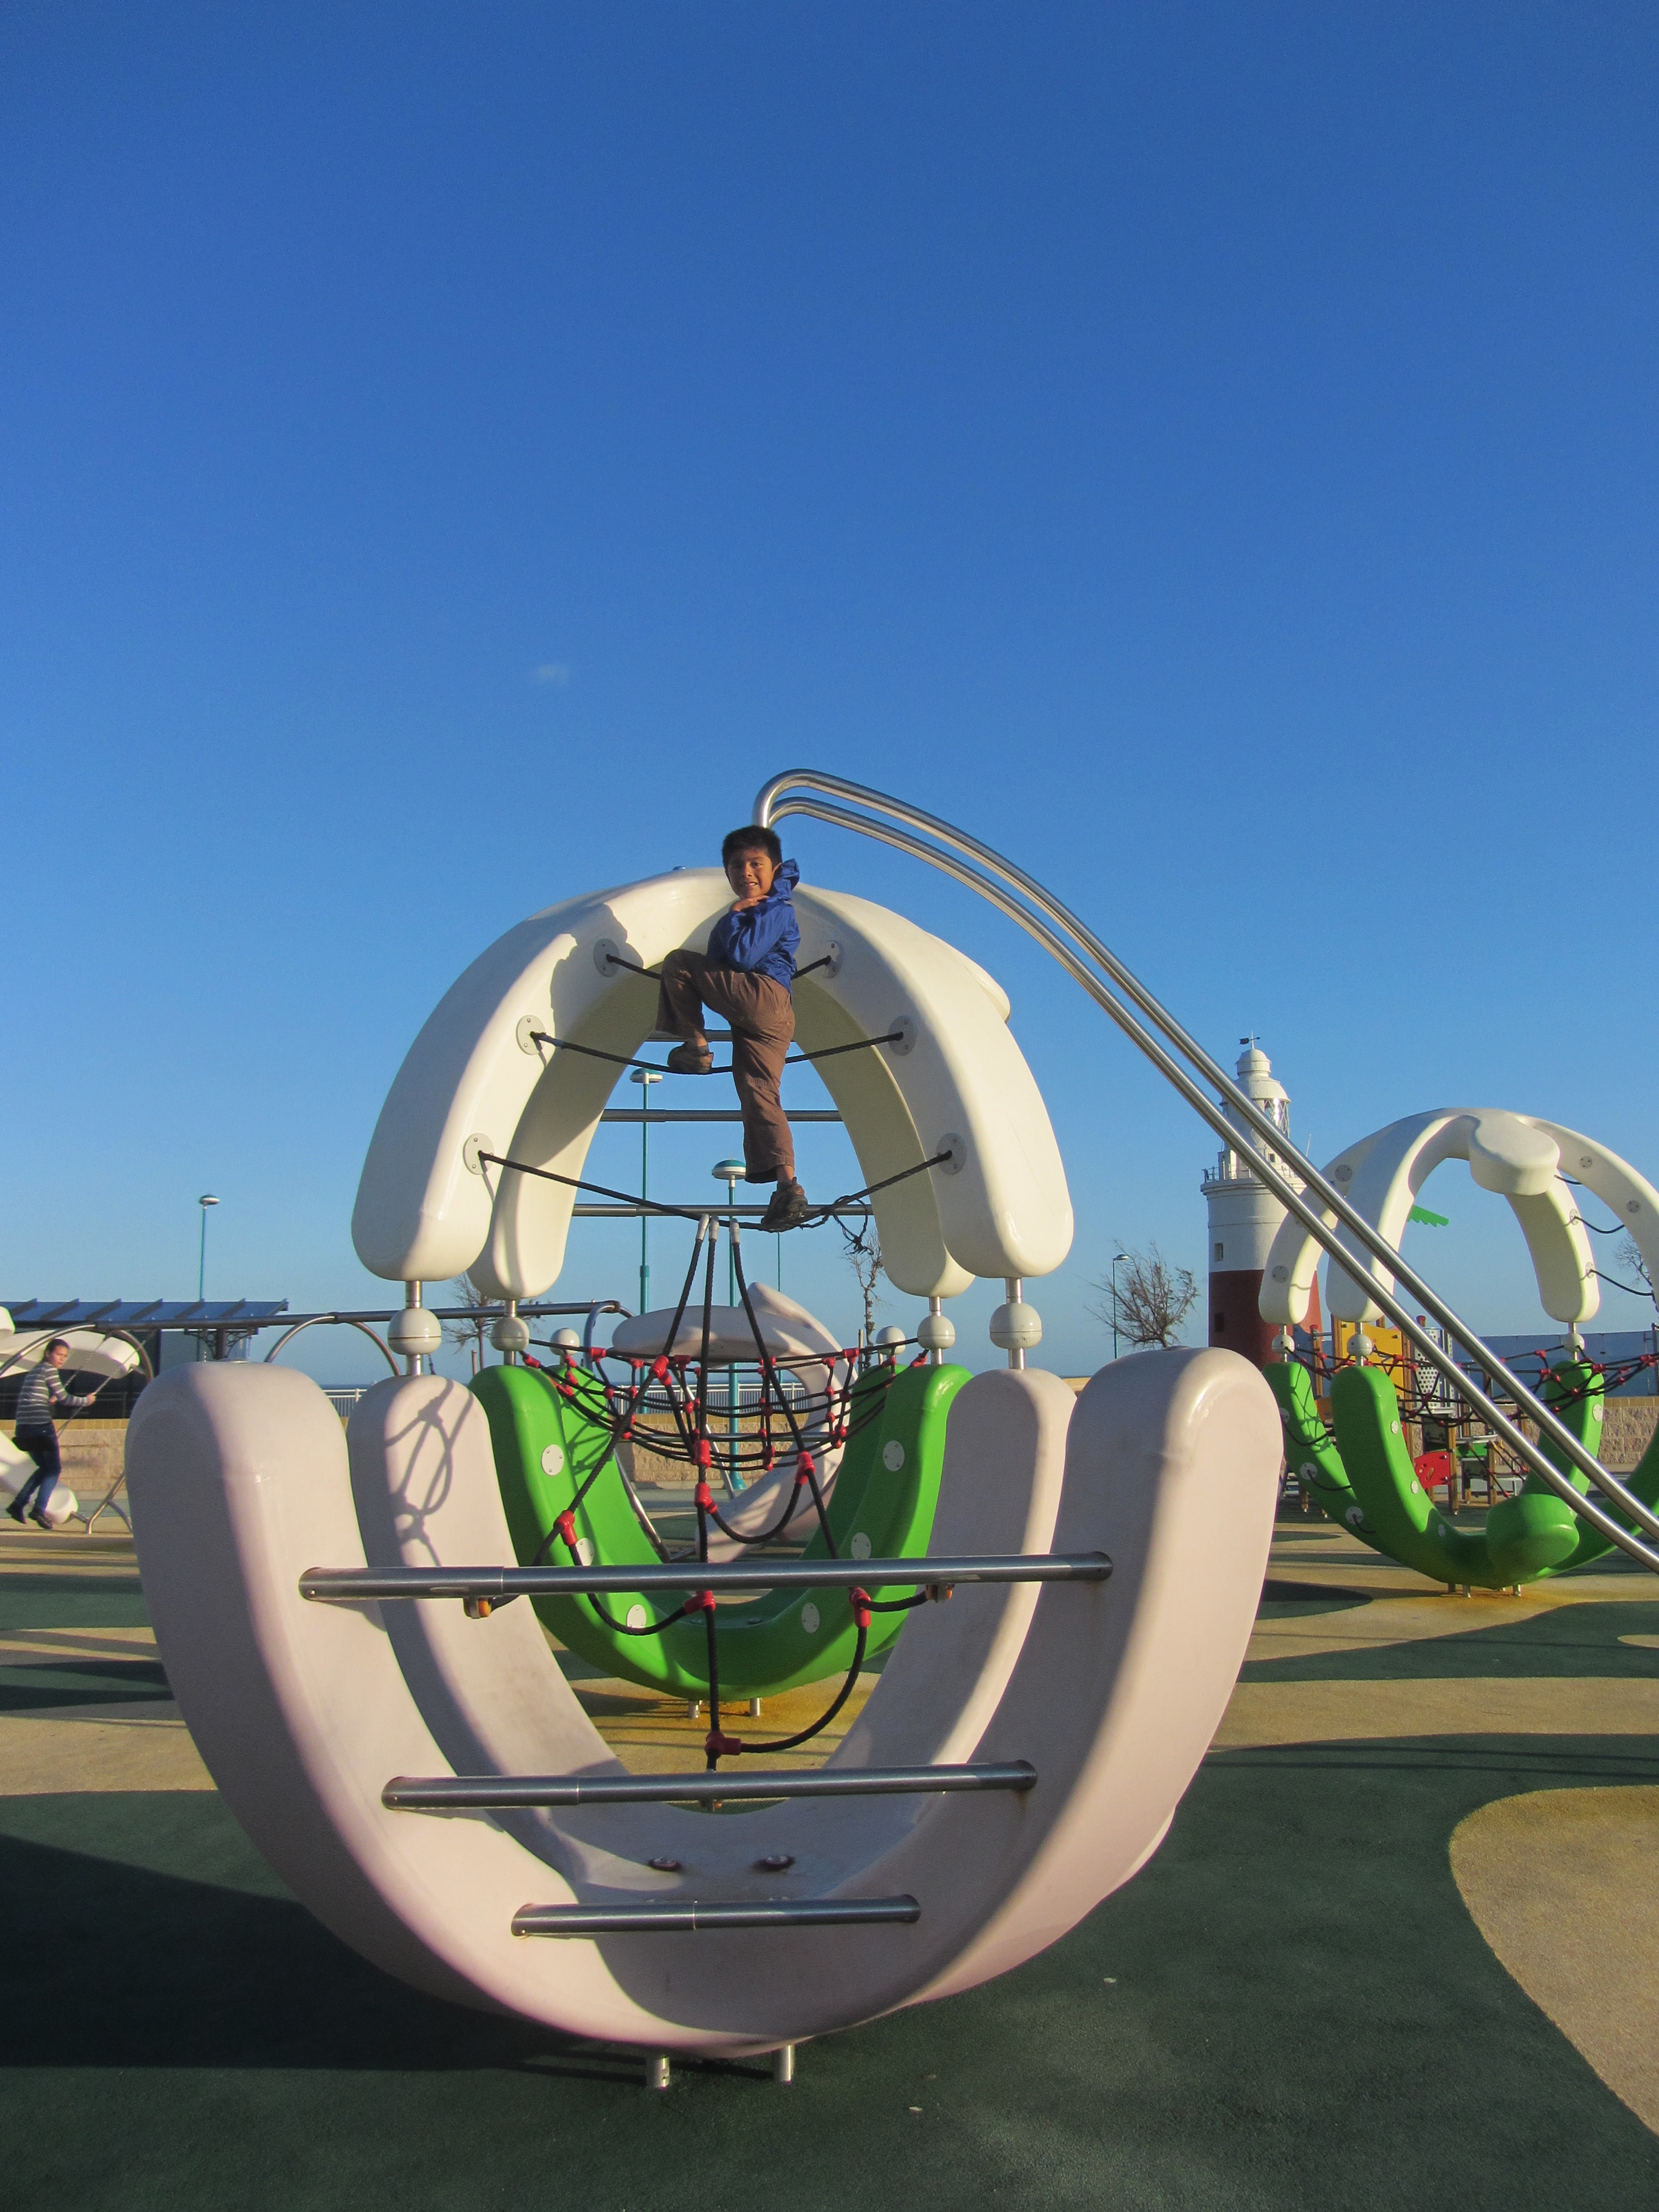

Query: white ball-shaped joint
left=916, top=1312, right=956, bottom=1354
left=387, top=1307, right=443, bottom=1358
left=874, top=1325, right=907, bottom=1349
left=1349, top=1331, right=1374, bottom=1363
left=988, top=1302, right=1042, bottom=1353
left=491, top=1314, right=531, bottom=1354
left=551, top=1328, right=582, bottom=1352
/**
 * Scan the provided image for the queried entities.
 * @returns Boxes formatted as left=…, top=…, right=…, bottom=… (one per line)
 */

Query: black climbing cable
left=479, top=1151, right=714, bottom=1223
left=799, top=1148, right=956, bottom=1228
left=481, top=1141, right=956, bottom=1231
left=714, top=1608, right=872, bottom=1761
left=528, top=1029, right=905, bottom=1077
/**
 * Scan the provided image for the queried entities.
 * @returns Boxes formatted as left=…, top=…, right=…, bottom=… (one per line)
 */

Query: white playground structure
left=124, top=771, right=1659, bottom=2077
left=0, top=1313, right=143, bottom=1527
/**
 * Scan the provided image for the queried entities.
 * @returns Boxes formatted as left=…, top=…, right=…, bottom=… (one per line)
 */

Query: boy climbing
left=658, top=825, right=812, bottom=1232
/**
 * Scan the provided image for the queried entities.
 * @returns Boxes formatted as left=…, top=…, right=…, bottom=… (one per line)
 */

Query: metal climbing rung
left=512, top=1896, right=921, bottom=1936
left=383, top=1759, right=1037, bottom=1811
left=300, top=1552, right=1112, bottom=1604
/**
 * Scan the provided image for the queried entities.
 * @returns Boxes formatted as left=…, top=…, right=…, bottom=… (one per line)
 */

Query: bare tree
left=839, top=1217, right=885, bottom=1357
left=443, top=1270, right=495, bottom=1373
left=1087, top=1243, right=1198, bottom=1350
left=1616, top=1234, right=1657, bottom=1311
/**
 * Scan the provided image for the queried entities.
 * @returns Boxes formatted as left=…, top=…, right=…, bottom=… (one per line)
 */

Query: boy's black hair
left=721, top=823, right=782, bottom=868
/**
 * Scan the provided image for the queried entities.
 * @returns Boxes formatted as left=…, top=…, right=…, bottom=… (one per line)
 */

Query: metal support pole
left=1005, top=1277, right=1025, bottom=1370
left=645, top=2052, right=670, bottom=2091
left=405, top=1281, right=422, bottom=1377
left=773, top=2044, right=796, bottom=2085
left=751, top=769, right=1659, bottom=1572
left=714, top=1161, right=745, bottom=1491
left=630, top=1066, right=662, bottom=1312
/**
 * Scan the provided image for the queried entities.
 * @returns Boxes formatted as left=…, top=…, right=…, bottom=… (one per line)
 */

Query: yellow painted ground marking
left=1452, top=1786, right=1659, bottom=2137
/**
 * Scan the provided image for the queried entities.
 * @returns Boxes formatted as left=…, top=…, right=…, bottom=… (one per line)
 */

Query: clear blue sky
left=3, top=3, right=1655, bottom=1379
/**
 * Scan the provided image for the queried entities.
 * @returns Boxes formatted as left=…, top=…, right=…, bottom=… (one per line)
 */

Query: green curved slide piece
left=1264, top=1359, right=1383, bottom=1551
left=1269, top=1353, right=1657, bottom=1588
left=1505, top=1360, right=1659, bottom=1577
left=1333, top=1359, right=1618, bottom=1587
left=1331, top=1365, right=1504, bottom=1587
left=471, top=1360, right=971, bottom=1698
left=1486, top=1360, right=1603, bottom=1579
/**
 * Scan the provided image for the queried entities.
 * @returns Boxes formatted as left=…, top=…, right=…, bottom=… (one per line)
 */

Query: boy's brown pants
left=656, top=951, right=796, bottom=1183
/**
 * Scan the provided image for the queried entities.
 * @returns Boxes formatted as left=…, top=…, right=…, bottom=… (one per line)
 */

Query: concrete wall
left=4, top=1420, right=128, bottom=1507
left=1601, top=1399, right=1658, bottom=1471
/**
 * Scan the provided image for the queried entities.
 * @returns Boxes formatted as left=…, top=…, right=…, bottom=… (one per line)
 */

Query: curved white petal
left=352, top=870, right=1071, bottom=1297
left=1259, top=1108, right=1606, bottom=1328
left=127, top=1348, right=1277, bottom=2054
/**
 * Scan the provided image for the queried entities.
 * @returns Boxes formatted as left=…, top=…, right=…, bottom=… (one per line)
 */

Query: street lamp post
left=630, top=1067, right=664, bottom=1313
left=714, top=1158, right=745, bottom=1493
left=197, top=1194, right=221, bottom=1363
left=198, top=1194, right=220, bottom=1301
left=1110, top=1252, right=1126, bottom=1360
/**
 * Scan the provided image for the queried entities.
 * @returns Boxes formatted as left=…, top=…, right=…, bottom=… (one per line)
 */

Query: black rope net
left=514, top=1206, right=935, bottom=1768
left=471, top=1005, right=963, bottom=1766
left=1277, top=1335, right=1657, bottom=1490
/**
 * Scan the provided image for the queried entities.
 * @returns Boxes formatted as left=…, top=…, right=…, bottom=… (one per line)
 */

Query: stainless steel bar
left=152, top=1301, right=628, bottom=1332
left=383, top=1760, right=1039, bottom=1809
left=573, top=1203, right=871, bottom=1218
left=300, top=1552, right=1110, bottom=1603
left=512, top=1895, right=921, bottom=1936
left=600, top=1110, right=843, bottom=1123
left=754, top=770, right=1659, bottom=1567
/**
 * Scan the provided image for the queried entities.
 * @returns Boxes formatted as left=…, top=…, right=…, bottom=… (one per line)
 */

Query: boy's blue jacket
left=707, top=860, right=800, bottom=987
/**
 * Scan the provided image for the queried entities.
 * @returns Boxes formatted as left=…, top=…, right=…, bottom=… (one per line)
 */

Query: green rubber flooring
left=5, top=1528, right=1659, bottom=2208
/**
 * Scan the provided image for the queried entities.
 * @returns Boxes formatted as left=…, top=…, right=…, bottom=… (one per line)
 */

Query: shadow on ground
left=3, top=1733, right=1658, bottom=2212
left=1241, top=1598, right=1659, bottom=1682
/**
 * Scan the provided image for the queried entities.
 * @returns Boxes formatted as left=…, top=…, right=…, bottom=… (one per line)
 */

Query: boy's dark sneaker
left=5, top=1501, right=26, bottom=1523
left=665, top=1043, right=714, bottom=1074
left=28, top=1510, right=51, bottom=1528
left=758, top=1181, right=812, bottom=1232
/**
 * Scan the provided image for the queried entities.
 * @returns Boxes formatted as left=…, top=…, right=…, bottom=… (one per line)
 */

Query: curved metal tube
left=263, top=1316, right=400, bottom=1376
left=0, top=1324, right=154, bottom=1535
left=754, top=769, right=1659, bottom=1573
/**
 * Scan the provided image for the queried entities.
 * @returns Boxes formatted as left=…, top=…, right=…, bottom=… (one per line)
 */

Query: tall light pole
left=1110, top=1251, right=1126, bottom=1360
left=630, top=1067, right=663, bottom=1312
left=198, top=1194, right=220, bottom=1301
left=714, top=1158, right=745, bottom=1492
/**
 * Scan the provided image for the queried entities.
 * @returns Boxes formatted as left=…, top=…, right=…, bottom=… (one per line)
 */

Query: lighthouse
left=1201, top=1040, right=1317, bottom=1370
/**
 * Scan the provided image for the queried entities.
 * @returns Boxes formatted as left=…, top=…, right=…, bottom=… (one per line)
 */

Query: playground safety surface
left=4, top=1512, right=1658, bottom=2210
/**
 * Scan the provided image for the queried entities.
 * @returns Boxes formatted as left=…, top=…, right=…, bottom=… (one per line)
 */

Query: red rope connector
left=849, top=1585, right=872, bottom=1631
left=705, top=1729, right=743, bottom=1757
left=651, top=1355, right=670, bottom=1381
left=524, top=1354, right=542, bottom=1369
left=696, top=1436, right=714, bottom=1468
left=683, top=1589, right=717, bottom=1617
left=694, top=1480, right=714, bottom=1511
left=555, top=1510, right=578, bottom=1549
left=795, top=1449, right=816, bottom=1487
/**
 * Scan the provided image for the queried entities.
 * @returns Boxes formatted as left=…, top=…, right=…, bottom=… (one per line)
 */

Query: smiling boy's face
left=724, top=845, right=777, bottom=902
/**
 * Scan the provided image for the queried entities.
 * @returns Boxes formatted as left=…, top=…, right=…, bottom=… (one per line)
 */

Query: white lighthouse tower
left=1200, top=1039, right=1315, bottom=1370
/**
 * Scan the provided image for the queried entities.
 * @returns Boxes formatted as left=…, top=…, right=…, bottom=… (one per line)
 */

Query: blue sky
left=3, top=3, right=1656, bottom=1380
